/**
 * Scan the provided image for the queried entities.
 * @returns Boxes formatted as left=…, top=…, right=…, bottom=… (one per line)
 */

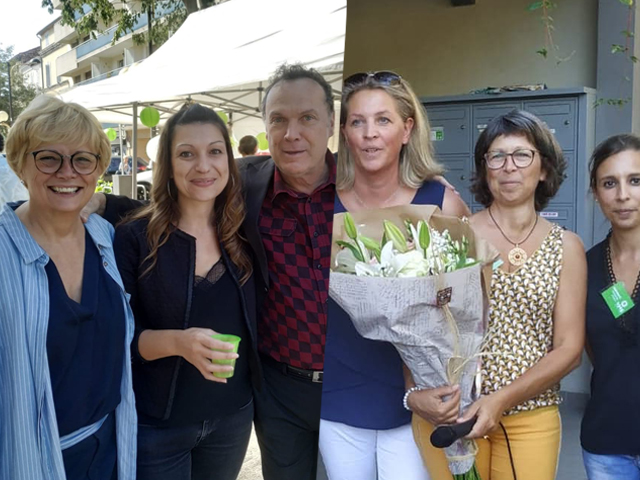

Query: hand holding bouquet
left=329, top=205, right=497, bottom=478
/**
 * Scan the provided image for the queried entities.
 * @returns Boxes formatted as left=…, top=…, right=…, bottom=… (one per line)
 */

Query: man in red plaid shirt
left=238, top=64, right=335, bottom=480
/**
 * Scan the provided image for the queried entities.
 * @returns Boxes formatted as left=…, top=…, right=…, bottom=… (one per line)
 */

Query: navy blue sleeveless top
left=321, top=181, right=445, bottom=429
left=46, top=230, right=124, bottom=479
left=581, top=238, right=640, bottom=455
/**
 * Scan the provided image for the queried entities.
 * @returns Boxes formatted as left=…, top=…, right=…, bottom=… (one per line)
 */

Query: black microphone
left=430, top=416, right=478, bottom=448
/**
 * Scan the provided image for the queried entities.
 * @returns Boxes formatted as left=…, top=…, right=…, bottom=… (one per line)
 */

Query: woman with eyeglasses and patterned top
left=319, top=71, right=469, bottom=480
left=0, top=96, right=137, bottom=480
left=581, top=134, right=640, bottom=480
left=414, top=109, right=587, bottom=480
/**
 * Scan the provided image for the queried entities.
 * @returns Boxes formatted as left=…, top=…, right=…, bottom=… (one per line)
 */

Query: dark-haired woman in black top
left=582, top=133, right=640, bottom=480
left=114, top=103, right=260, bottom=480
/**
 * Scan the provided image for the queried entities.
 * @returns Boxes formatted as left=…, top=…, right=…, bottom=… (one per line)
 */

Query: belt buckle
left=312, top=371, right=323, bottom=383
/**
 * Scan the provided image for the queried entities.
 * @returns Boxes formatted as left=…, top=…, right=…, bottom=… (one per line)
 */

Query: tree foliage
left=0, top=45, right=38, bottom=125
left=41, top=0, right=225, bottom=48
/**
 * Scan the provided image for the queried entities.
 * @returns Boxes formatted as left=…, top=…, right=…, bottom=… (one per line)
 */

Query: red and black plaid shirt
left=257, top=151, right=335, bottom=370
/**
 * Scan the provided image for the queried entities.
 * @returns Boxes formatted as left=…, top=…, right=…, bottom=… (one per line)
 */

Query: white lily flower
left=355, top=262, right=383, bottom=277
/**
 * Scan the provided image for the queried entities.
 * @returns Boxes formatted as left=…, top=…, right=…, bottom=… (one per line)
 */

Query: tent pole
left=132, top=102, right=138, bottom=199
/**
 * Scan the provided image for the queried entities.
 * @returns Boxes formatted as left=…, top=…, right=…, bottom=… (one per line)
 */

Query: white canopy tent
left=61, top=0, right=346, bottom=128
left=60, top=0, right=346, bottom=196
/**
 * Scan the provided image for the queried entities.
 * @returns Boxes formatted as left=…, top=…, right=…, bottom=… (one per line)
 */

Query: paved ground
left=237, top=427, right=263, bottom=480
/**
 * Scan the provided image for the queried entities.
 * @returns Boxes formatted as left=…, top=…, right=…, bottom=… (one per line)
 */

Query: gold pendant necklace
left=488, top=207, right=539, bottom=267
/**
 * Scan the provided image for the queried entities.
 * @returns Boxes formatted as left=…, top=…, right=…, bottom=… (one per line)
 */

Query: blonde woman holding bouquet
left=414, top=109, right=587, bottom=480
left=319, top=71, right=469, bottom=480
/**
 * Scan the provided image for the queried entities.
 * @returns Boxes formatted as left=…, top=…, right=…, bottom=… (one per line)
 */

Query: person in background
left=0, top=133, right=29, bottom=204
left=114, top=103, right=260, bottom=480
left=319, top=70, right=469, bottom=480
left=238, top=135, right=259, bottom=157
left=415, top=109, right=586, bottom=480
left=0, top=95, right=137, bottom=480
left=581, top=134, right=640, bottom=480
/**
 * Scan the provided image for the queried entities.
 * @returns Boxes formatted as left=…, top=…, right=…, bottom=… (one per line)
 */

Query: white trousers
left=319, top=419, right=431, bottom=480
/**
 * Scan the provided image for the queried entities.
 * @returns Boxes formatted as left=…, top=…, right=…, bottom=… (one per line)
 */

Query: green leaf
left=383, top=221, right=408, bottom=253
left=527, top=1, right=544, bottom=11
left=621, top=29, right=634, bottom=38
left=611, top=44, right=626, bottom=54
left=631, top=56, right=639, bottom=63
left=619, top=0, right=633, bottom=6
left=335, top=240, right=364, bottom=262
left=359, top=235, right=382, bottom=261
left=536, top=48, right=548, bottom=58
left=343, top=212, right=358, bottom=240
left=418, top=221, right=431, bottom=251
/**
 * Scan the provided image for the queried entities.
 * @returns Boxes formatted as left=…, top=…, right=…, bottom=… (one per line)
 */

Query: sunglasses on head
left=343, top=71, right=402, bottom=89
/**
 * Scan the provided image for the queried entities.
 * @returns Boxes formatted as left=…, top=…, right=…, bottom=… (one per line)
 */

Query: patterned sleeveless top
left=481, top=223, right=564, bottom=415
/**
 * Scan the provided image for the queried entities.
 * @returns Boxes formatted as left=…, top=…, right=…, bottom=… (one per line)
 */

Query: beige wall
left=345, top=0, right=598, bottom=97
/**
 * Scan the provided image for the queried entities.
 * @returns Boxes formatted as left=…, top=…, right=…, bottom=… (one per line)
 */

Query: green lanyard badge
left=601, top=281, right=635, bottom=319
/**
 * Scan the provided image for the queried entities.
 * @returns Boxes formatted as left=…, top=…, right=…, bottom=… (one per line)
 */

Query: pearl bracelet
left=403, top=386, right=425, bottom=411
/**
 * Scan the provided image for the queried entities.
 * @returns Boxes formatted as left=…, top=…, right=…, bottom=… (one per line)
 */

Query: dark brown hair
left=128, top=103, right=251, bottom=284
left=470, top=109, right=566, bottom=211
left=589, top=133, right=640, bottom=190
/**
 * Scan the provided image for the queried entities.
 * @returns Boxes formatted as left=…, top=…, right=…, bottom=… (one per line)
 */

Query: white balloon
left=146, top=135, right=161, bottom=163
left=0, top=111, right=8, bottom=122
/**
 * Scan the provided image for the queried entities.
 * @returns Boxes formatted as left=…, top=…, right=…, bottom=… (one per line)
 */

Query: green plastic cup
left=211, top=334, right=241, bottom=378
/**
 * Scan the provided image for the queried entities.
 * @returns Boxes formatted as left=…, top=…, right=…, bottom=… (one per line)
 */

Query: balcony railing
left=57, top=48, right=78, bottom=76
left=75, top=65, right=126, bottom=87
left=75, top=3, right=177, bottom=60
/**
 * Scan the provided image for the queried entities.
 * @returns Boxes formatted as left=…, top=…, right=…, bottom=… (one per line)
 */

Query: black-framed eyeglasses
left=343, top=71, right=402, bottom=89
left=31, top=150, right=100, bottom=175
left=484, top=149, right=537, bottom=170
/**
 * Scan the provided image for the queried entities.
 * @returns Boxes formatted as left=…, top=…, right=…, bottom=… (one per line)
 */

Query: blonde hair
left=5, top=95, right=111, bottom=177
left=338, top=76, right=443, bottom=190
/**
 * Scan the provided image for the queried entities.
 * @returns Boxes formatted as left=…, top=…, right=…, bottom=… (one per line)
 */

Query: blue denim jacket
left=0, top=204, right=137, bottom=480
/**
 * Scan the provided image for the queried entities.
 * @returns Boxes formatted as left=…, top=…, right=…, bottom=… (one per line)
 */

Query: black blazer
left=236, top=155, right=276, bottom=309
left=112, top=217, right=262, bottom=420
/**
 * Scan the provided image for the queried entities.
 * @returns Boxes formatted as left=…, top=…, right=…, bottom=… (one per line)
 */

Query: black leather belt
left=261, top=354, right=323, bottom=383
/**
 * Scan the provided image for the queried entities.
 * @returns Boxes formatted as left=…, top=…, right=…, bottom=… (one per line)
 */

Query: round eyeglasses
left=343, top=71, right=402, bottom=89
left=484, top=149, right=537, bottom=170
left=31, top=150, right=100, bottom=175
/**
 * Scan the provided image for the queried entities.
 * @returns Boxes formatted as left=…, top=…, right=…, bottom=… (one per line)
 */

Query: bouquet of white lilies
left=334, top=213, right=479, bottom=278
left=329, top=205, right=497, bottom=479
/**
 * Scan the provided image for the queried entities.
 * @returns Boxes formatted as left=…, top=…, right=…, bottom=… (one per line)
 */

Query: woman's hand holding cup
left=177, top=327, right=238, bottom=383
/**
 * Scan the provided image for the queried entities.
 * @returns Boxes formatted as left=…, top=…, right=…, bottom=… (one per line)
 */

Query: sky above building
left=0, top=0, right=58, bottom=55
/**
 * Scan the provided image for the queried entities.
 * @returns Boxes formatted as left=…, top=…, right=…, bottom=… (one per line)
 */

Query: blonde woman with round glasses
left=0, top=95, right=136, bottom=480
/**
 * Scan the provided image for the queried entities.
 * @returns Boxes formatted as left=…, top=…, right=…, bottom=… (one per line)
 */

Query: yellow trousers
left=412, top=406, right=561, bottom=480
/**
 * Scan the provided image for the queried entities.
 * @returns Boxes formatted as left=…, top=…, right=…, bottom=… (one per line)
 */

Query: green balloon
left=217, top=111, right=228, bottom=124
left=140, top=107, right=160, bottom=128
left=105, top=128, right=117, bottom=142
left=256, top=132, right=269, bottom=150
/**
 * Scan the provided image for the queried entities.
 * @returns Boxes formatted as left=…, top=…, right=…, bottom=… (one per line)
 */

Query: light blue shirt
left=0, top=204, right=137, bottom=480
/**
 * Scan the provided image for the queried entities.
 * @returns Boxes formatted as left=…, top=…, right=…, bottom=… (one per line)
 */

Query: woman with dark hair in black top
left=114, top=103, right=261, bottom=480
left=582, top=133, right=640, bottom=480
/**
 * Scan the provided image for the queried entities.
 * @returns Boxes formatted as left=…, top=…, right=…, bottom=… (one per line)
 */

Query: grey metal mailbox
left=422, top=87, right=599, bottom=249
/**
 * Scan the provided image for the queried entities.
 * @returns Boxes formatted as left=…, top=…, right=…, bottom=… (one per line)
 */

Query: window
left=84, top=71, right=92, bottom=80
left=118, top=59, right=124, bottom=68
left=45, top=64, right=51, bottom=87
left=74, top=75, right=81, bottom=84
